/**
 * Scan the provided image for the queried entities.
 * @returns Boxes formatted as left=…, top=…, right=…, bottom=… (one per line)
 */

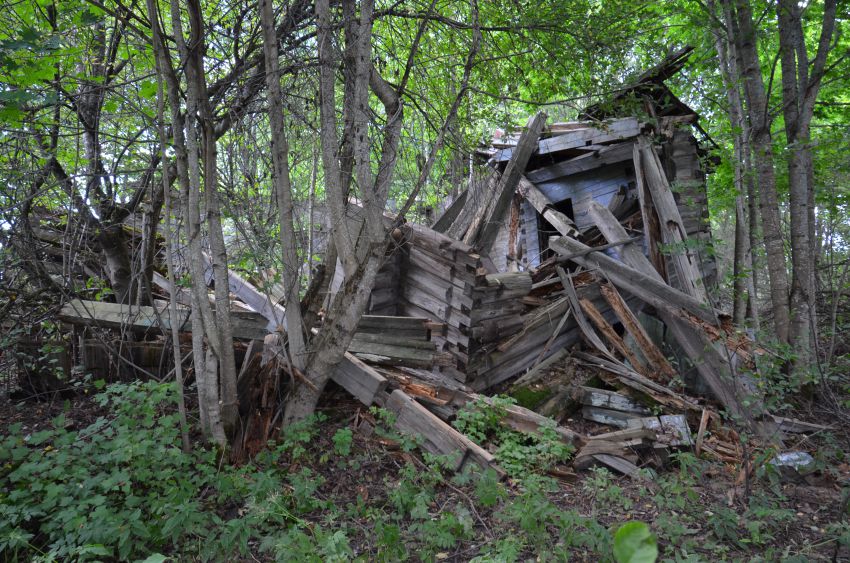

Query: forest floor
left=2, top=379, right=850, bottom=562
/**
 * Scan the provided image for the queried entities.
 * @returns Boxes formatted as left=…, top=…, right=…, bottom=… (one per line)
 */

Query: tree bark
left=776, top=0, right=836, bottom=365
left=260, top=0, right=307, bottom=371
left=727, top=0, right=791, bottom=344
left=709, top=0, right=757, bottom=329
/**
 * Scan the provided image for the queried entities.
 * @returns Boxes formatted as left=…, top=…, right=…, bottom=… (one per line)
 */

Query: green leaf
left=139, top=80, right=158, bottom=100
left=137, top=552, right=168, bottom=563
left=613, top=521, right=658, bottom=563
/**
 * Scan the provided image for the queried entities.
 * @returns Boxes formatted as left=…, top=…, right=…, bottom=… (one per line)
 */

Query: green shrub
left=452, top=395, right=574, bottom=477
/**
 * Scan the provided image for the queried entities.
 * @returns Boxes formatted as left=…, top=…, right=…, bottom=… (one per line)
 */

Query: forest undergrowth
left=2, top=376, right=850, bottom=562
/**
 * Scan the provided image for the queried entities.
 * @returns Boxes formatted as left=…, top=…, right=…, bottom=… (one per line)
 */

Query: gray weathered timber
left=632, top=141, right=667, bottom=278
left=582, top=406, right=644, bottom=428
left=470, top=328, right=580, bottom=391
left=533, top=162, right=635, bottom=231
left=527, top=141, right=635, bottom=183
left=356, top=315, right=432, bottom=333
left=476, top=111, right=548, bottom=251
left=201, top=252, right=288, bottom=332
left=559, top=267, right=618, bottom=362
left=385, top=389, right=499, bottom=472
left=598, top=281, right=677, bottom=382
left=521, top=177, right=579, bottom=238
left=331, top=352, right=389, bottom=406
left=636, top=136, right=707, bottom=302
left=577, top=215, right=763, bottom=424
left=492, top=117, right=640, bottom=162
left=580, top=387, right=651, bottom=415
left=626, top=415, right=693, bottom=447
left=572, top=351, right=700, bottom=412
left=433, top=190, right=468, bottom=232
left=591, top=454, right=641, bottom=477
left=59, top=299, right=269, bottom=341
left=549, top=237, right=718, bottom=324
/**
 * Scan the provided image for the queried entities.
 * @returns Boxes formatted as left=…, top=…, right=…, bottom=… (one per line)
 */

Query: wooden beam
left=598, top=281, right=677, bottom=383
left=580, top=386, right=651, bottom=415
left=432, top=190, right=468, bottom=233
left=576, top=207, right=764, bottom=424
left=520, top=176, right=579, bottom=238
left=476, top=111, right=548, bottom=251
left=633, top=142, right=667, bottom=278
left=59, top=299, right=269, bottom=340
left=549, top=236, right=719, bottom=324
left=635, top=136, right=706, bottom=302
left=331, top=353, right=389, bottom=406
left=385, top=389, right=500, bottom=473
left=203, top=253, right=288, bottom=332
left=527, top=141, right=635, bottom=183
left=492, top=117, right=640, bottom=163
left=579, top=297, right=649, bottom=375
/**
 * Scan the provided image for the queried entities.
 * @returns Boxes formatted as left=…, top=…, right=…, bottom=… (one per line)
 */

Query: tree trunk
left=728, top=0, right=791, bottom=344
left=98, top=225, right=135, bottom=305
left=776, top=0, right=836, bottom=365
left=260, top=0, right=307, bottom=370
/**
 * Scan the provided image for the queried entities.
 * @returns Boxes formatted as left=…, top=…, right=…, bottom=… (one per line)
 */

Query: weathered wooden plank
left=626, top=415, right=693, bottom=447
left=59, top=299, right=269, bottom=341
left=350, top=332, right=435, bottom=349
left=433, top=190, right=468, bottom=233
left=580, top=387, right=651, bottom=415
left=474, top=395, right=582, bottom=445
left=152, top=272, right=193, bottom=307
left=549, top=237, right=718, bottom=324
left=402, top=280, right=471, bottom=328
left=572, top=351, right=701, bottom=413
left=591, top=454, right=641, bottom=477
left=577, top=213, right=763, bottom=425
left=587, top=426, right=657, bottom=442
left=385, top=389, right=499, bottom=472
left=512, top=348, right=571, bottom=387
left=559, top=269, right=619, bottom=362
left=399, top=301, right=470, bottom=348
left=446, top=171, right=494, bottom=239
left=599, top=281, right=677, bottom=382
left=407, top=220, right=478, bottom=257
left=476, top=112, right=548, bottom=251
left=521, top=176, right=579, bottom=239
left=632, top=142, right=667, bottom=278
left=582, top=406, right=644, bottom=428
left=636, top=136, right=707, bottom=302
left=357, top=315, right=432, bottom=333
left=493, top=117, right=640, bottom=162
left=331, top=353, right=389, bottom=406
left=470, top=327, right=580, bottom=391
left=527, top=141, right=635, bottom=183
left=368, top=291, right=398, bottom=315
left=578, top=297, right=649, bottom=375
left=203, top=253, right=288, bottom=332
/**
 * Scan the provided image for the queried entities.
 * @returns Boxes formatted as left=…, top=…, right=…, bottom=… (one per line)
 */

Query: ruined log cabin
left=360, top=47, right=725, bottom=396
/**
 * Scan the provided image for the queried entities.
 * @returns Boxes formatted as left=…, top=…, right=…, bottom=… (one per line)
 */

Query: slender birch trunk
left=727, top=0, right=791, bottom=344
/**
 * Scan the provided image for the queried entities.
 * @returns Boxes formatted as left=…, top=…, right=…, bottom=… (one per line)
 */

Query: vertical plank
left=636, top=137, right=707, bottom=302
left=475, top=111, right=548, bottom=251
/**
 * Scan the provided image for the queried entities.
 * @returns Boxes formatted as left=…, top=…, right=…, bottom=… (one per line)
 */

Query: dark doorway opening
left=537, top=198, right=574, bottom=262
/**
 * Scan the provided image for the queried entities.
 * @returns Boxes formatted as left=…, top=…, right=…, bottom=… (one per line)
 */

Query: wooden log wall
left=367, top=246, right=404, bottom=316
left=396, top=223, right=561, bottom=387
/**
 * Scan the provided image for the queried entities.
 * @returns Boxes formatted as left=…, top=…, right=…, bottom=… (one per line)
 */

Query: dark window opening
left=537, top=198, right=574, bottom=262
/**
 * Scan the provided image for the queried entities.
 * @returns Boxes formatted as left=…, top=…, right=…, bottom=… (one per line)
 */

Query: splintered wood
left=56, top=53, right=775, bottom=476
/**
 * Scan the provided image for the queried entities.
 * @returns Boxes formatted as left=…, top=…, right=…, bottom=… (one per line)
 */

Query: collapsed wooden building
left=54, top=49, right=819, bottom=474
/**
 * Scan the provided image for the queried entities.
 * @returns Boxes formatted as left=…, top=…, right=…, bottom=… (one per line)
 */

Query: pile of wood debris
left=52, top=49, right=829, bottom=473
